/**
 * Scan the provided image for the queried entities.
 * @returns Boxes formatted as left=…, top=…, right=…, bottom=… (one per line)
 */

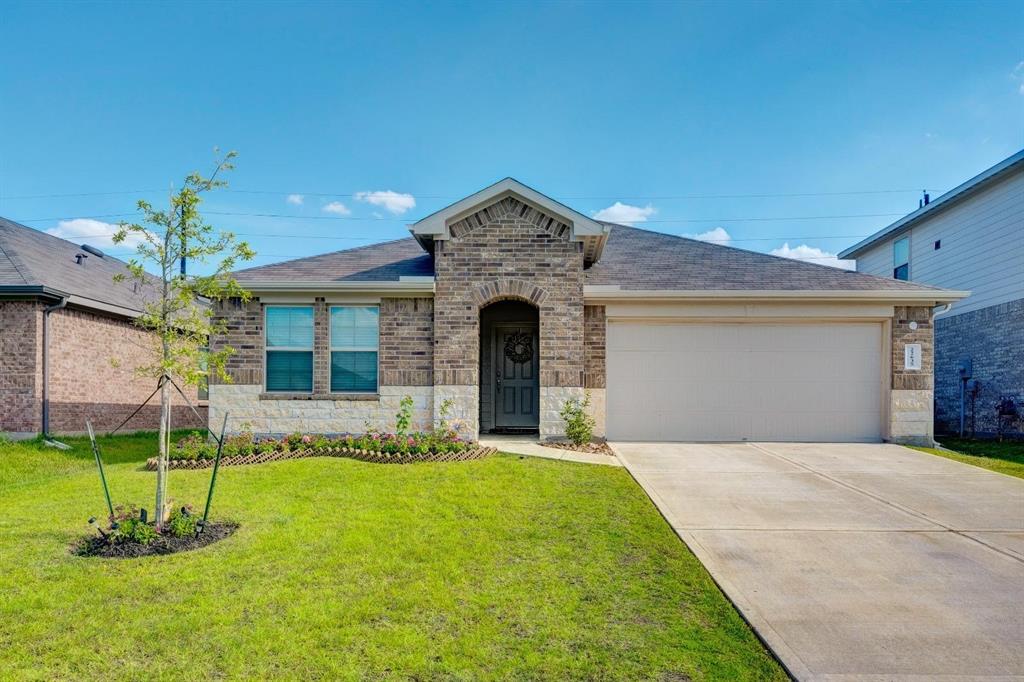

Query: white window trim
left=328, top=304, right=381, bottom=394
left=264, top=304, right=315, bottom=394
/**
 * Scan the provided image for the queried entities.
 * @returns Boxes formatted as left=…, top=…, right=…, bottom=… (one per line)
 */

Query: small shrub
left=560, top=392, right=595, bottom=446
left=285, top=432, right=305, bottom=451
left=396, top=395, right=414, bottom=437
left=166, top=505, right=199, bottom=538
left=110, top=505, right=158, bottom=545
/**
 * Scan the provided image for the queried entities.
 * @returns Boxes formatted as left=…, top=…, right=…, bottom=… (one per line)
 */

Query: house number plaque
left=904, top=344, right=922, bottom=371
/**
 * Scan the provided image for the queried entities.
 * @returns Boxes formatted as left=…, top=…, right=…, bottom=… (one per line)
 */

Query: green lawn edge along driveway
left=0, top=433, right=784, bottom=681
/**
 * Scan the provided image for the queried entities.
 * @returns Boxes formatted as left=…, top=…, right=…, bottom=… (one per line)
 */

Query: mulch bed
left=539, top=441, right=616, bottom=457
left=147, top=445, right=496, bottom=471
left=73, top=522, right=239, bottom=559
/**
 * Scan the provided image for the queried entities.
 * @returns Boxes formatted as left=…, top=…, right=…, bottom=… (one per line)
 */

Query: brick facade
left=211, top=297, right=264, bottom=386
left=889, top=305, right=935, bottom=445
left=380, top=297, right=433, bottom=386
left=0, top=301, right=43, bottom=433
left=934, top=298, right=1024, bottom=437
left=0, top=301, right=206, bottom=436
left=583, top=305, right=606, bottom=389
left=433, top=196, right=585, bottom=389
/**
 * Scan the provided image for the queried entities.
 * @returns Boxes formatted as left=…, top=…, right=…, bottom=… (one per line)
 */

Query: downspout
left=41, top=296, right=68, bottom=437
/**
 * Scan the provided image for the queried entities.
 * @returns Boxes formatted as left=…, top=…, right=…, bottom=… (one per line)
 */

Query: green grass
left=913, top=437, right=1024, bottom=479
left=0, top=433, right=783, bottom=681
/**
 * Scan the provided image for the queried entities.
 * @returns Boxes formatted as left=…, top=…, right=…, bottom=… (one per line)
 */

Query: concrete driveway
left=613, top=442, right=1024, bottom=681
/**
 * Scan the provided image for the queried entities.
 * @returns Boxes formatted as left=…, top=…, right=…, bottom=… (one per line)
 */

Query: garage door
left=606, top=322, right=883, bottom=442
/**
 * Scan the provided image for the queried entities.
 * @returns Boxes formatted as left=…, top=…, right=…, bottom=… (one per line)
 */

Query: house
left=210, top=178, right=966, bottom=445
left=839, top=150, right=1024, bottom=437
left=0, top=218, right=206, bottom=438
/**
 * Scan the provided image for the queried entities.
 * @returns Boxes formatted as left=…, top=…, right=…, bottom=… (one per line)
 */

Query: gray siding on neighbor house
left=854, top=168, right=1024, bottom=318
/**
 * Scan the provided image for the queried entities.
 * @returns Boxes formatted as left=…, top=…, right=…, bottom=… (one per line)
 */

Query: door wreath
left=504, top=332, right=534, bottom=364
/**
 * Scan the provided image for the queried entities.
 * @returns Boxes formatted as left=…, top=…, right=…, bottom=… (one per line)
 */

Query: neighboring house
left=210, top=178, right=965, bottom=446
left=0, top=218, right=207, bottom=438
left=839, top=150, right=1024, bottom=437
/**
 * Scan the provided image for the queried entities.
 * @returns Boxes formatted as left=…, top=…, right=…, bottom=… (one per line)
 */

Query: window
left=934, top=239, right=941, bottom=250
left=330, top=306, right=379, bottom=392
left=265, top=306, right=314, bottom=392
left=893, top=236, right=910, bottom=281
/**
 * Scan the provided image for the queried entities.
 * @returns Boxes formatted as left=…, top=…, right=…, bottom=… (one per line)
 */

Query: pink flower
left=302, top=435, right=313, bottom=444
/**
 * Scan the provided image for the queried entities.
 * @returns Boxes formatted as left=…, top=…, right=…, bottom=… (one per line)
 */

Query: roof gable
left=409, top=177, right=610, bottom=265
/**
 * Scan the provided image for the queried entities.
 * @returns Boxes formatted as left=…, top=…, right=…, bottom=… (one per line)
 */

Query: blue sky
left=1, top=1, right=1021, bottom=274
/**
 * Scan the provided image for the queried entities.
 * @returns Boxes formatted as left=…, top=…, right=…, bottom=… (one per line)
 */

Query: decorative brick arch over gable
left=470, top=279, right=551, bottom=309
left=449, top=195, right=574, bottom=241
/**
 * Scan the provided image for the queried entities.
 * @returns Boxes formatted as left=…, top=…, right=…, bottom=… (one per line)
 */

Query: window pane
left=894, top=263, right=909, bottom=281
left=266, top=307, right=314, bottom=348
left=331, top=351, right=378, bottom=392
left=331, top=306, right=379, bottom=349
left=893, top=237, right=909, bottom=267
left=266, top=351, right=313, bottom=391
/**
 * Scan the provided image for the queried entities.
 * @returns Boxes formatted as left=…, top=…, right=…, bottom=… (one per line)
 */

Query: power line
left=12, top=209, right=907, bottom=225
left=1, top=186, right=932, bottom=201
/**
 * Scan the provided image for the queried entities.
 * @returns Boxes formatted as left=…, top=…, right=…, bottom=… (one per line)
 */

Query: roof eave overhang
left=839, top=150, right=1024, bottom=259
left=583, top=286, right=970, bottom=305
left=0, top=284, right=70, bottom=301
left=408, top=177, right=611, bottom=265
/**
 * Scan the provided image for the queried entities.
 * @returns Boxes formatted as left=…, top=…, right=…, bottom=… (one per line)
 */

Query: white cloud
left=355, top=190, right=416, bottom=215
left=687, top=227, right=732, bottom=245
left=46, top=218, right=144, bottom=249
left=769, top=242, right=855, bottom=270
left=322, top=201, right=351, bottom=216
left=591, top=202, right=656, bottom=226
left=1013, top=61, right=1024, bottom=94
left=286, top=194, right=304, bottom=206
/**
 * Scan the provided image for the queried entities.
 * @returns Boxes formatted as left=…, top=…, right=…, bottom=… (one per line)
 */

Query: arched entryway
left=479, top=300, right=540, bottom=434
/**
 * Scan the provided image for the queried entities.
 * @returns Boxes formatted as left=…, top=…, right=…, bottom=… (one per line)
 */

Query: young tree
left=113, top=150, right=254, bottom=529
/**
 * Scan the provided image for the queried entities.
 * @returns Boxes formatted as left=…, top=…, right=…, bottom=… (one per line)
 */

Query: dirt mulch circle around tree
left=73, top=522, right=239, bottom=559
left=539, top=441, right=616, bottom=457
left=147, top=445, right=497, bottom=471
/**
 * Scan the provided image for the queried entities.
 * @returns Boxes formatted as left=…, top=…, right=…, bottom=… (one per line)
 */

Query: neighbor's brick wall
left=211, top=297, right=264, bottom=385
left=584, top=305, right=606, bottom=389
left=45, top=306, right=206, bottom=433
left=380, top=297, right=433, bottom=386
left=433, top=195, right=585, bottom=389
left=0, top=301, right=43, bottom=433
left=934, top=298, right=1024, bottom=437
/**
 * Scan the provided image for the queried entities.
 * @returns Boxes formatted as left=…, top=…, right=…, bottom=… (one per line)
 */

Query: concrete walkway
left=479, top=435, right=621, bottom=466
left=613, top=441, right=1024, bottom=681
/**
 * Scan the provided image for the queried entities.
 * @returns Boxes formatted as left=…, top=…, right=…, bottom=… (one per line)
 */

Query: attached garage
left=606, top=320, right=884, bottom=442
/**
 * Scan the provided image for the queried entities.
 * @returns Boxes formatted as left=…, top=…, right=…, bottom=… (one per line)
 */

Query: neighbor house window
left=265, top=306, right=314, bottom=392
left=330, top=306, right=379, bottom=392
left=893, top=236, right=910, bottom=280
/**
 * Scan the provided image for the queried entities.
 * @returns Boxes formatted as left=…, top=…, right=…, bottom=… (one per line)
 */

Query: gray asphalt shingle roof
left=0, top=217, right=156, bottom=312
left=586, top=223, right=945, bottom=291
left=233, top=237, right=433, bottom=282
left=233, top=223, right=943, bottom=293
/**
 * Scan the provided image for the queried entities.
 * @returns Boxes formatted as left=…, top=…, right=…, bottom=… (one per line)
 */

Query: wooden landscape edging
left=146, top=445, right=497, bottom=471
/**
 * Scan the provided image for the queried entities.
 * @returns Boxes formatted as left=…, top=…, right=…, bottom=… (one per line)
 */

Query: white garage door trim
left=606, top=319, right=886, bottom=442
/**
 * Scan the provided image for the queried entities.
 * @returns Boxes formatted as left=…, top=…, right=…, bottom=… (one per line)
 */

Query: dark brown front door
left=493, top=324, right=539, bottom=430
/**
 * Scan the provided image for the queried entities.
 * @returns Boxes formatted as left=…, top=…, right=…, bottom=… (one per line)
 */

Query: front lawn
left=914, top=437, right=1024, bottom=479
left=0, top=433, right=784, bottom=680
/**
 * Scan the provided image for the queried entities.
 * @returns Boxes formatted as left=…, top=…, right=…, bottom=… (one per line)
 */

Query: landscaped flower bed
left=74, top=504, right=237, bottom=559
left=148, top=431, right=495, bottom=470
